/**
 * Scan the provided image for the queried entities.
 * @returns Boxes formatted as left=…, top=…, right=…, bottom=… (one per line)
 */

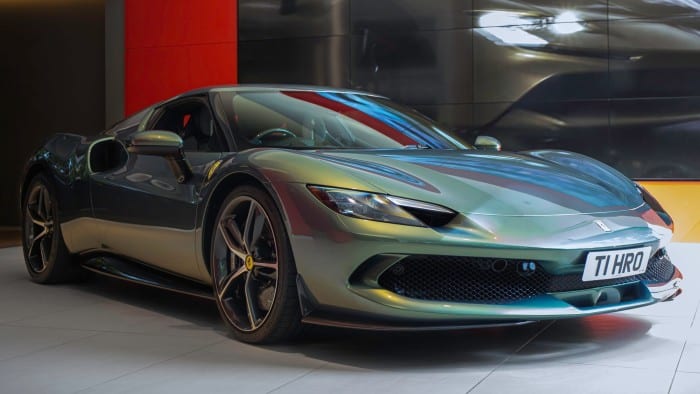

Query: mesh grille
left=547, top=252, right=674, bottom=292
left=377, top=250, right=675, bottom=303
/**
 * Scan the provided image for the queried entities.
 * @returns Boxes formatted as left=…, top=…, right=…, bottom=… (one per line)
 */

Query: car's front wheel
left=211, top=185, right=302, bottom=343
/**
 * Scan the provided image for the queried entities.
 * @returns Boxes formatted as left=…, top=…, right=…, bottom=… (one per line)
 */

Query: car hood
left=300, top=149, right=643, bottom=216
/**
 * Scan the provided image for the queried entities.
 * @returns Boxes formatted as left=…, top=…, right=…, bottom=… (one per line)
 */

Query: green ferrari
left=21, top=86, right=682, bottom=343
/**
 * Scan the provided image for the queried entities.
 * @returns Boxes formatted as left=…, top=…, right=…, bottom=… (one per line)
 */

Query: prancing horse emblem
left=594, top=220, right=611, bottom=233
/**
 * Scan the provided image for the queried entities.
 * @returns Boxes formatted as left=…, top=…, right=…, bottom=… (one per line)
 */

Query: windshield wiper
left=402, top=144, right=431, bottom=150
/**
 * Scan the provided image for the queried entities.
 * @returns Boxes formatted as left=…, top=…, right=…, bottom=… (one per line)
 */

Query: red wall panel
left=124, top=0, right=237, bottom=115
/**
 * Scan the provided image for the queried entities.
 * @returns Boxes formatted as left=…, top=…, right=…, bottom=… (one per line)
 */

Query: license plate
left=582, top=246, right=652, bottom=282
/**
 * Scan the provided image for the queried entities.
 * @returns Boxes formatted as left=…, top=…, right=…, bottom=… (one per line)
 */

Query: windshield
left=214, top=90, right=470, bottom=150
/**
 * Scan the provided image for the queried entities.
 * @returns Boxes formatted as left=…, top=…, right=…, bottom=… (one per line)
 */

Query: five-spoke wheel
left=211, top=185, right=301, bottom=343
left=22, top=174, right=81, bottom=283
left=25, top=181, right=54, bottom=273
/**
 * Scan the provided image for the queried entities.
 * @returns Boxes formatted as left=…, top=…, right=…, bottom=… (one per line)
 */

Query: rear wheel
left=22, top=174, right=83, bottom=283
left=211, top=185, right=302, bottom=343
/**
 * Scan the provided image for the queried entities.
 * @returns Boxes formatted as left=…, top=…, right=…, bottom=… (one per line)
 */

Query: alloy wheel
left=24, top=183, right=54, bottom=273
left=213, top=196, right=279, bottom=332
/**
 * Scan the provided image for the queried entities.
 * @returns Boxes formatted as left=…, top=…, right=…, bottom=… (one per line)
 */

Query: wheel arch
left=20, top=162, right=51, bottom=210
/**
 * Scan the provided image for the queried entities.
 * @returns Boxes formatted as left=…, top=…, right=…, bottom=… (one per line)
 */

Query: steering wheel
left=251, top=128, right=299, bottom=146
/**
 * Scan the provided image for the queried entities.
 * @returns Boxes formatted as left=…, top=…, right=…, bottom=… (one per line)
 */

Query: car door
left=89, top=95, right=229, bottom=282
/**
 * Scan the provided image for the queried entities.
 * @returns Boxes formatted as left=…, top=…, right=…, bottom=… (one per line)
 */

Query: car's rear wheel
left=211, top=185, right=302, bottom=343
left=22, top=174, right=83, bottom=283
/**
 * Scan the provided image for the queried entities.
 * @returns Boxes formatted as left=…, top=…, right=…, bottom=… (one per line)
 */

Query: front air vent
left=400, top=206, right=457, bottom=227
left=386, top=196, right=457, bottom=227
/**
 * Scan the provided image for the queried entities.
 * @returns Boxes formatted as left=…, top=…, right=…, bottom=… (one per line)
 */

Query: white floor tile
left=0, top=281, right=103, bottom=324
left=80, top=339, right=326, bottom=394
left=0, top=325, right=97, bottom=361
left=678, top=343, right=700, bottom=373
left=273, top=368, right=486, bottom=394
left=670, top=372, right=700, bottom=394
left=471, top=362, right=675, bottom=394
left=510, top=314, right=688, bottom=370
left=0, top=332, right=221, bottom=394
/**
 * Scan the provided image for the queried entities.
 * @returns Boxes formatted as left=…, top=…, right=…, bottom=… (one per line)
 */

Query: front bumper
left=647, top=267, right=683, bottom=301
left=297, top=265, right=683, bottom=330
left=279, top=182, right=682, bottom=328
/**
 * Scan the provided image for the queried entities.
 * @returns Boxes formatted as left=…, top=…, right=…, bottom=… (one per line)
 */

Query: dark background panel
left=610, top=97, right=700, bottom=179
left=350, top=29, right=473, bottom=105
left=105, top=0, right=124, bottom=127
left=473, top=21, right=609, bottom=103
left=413, top=104, right=475, bottom=136
left=238, top=0, right=349, bottom=41
left=609, top=0, right=700, bottom=20
left=350, top=0, right=473, bottom=33
left=0, top=0, right=105, bottom=226
left=475, top=100, right=611, bottom=159
left=609, top=17, right=700, bottom=98
left=238, top=37, right=349, bottom=86
left=473, top=102, right=512, bottom=128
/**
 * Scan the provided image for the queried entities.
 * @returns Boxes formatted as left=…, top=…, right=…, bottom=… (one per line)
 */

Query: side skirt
left=81, top=255, right=215, bottom=300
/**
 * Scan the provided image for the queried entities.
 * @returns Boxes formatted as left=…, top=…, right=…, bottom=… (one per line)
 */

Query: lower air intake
left=377, top=251, right=674, bottom=304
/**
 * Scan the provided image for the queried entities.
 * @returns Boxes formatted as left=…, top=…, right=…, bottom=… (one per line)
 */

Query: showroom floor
left=0, top=244, right=698, bottom=394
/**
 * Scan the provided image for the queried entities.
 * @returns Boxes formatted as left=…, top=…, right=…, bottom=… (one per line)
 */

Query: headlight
left=307, top=185, right=456, bottom=227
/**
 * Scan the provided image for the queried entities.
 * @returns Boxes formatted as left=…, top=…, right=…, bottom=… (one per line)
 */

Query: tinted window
left=215, top=90, right=470, bottom=150
left=151, top=100, right=227, bottom=152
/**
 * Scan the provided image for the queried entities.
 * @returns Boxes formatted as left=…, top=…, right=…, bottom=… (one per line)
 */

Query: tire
left=21, top=173, right=84, bottom=283
left=210, top=185, right=302, bottom=343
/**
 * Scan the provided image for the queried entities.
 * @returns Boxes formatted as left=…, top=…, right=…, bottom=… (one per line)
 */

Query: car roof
left=172, top=84, right=387, bottom=100
left=108, top=85, right=389, bottom=134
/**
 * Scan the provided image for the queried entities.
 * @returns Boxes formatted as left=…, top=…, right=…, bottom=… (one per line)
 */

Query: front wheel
left=211, top=185, right=302, bottom=343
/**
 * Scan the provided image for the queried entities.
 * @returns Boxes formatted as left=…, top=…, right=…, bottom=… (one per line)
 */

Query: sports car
left=20, top=85, right=683, bottom=343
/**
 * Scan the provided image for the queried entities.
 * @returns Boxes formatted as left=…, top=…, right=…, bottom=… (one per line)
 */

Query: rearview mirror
left=128, top=131, right=192, bottom=183
left=474, top=135, right=502, bottom=151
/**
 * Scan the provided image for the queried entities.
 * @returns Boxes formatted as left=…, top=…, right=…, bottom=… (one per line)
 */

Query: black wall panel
left=609, top=0, right=700, bottom=19
left=239, top=0, right=349, bottom=40
left=609, top=17, right=700, bottom=98
left=350, top=30, right=473, bottom=105
left=238, top=0, right=700, bottom=180
left=239, top=37, right=349, bottom=86
left=0, top=0, right=105, bottom=226
left=415, top=104, right=475, bottom=134
left=351, top=0, right=473, bottom=32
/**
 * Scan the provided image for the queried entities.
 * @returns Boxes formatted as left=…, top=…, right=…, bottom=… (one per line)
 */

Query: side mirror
left=474, top=135, right=502, bottom=151
left=128, top=131, right=192, bottom=183
left=128, top=130, right=184, bottom=156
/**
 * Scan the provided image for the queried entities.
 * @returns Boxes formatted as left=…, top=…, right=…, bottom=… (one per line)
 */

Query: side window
left=151, top=100, right=227, bottom=152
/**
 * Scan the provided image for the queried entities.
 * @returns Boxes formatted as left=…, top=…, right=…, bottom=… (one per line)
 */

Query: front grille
left=547, top=251, right=674, bottom=292
left=377, top=250, right=675, bottom=304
